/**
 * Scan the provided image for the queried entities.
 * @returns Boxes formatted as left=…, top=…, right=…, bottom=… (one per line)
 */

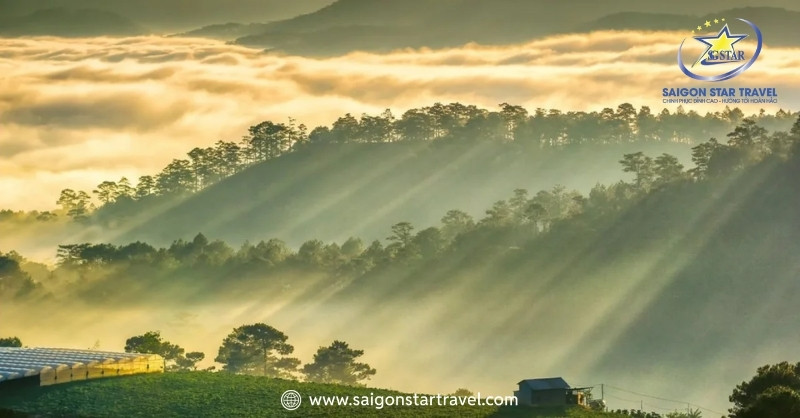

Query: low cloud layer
left=0, top=34, right=798, bottom=210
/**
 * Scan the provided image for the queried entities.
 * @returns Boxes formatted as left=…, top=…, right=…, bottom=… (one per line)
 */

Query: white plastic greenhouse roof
left=0, top=347, right=164, bottom=386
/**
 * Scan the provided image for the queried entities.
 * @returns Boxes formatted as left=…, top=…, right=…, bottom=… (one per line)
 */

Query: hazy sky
left=0, top=0, right=335, bottom=30
left=0, top=33, right=798, bottom=211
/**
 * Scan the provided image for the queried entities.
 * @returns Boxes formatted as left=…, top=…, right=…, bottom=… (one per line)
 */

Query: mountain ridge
left=229, top=4, right=800, bottom=54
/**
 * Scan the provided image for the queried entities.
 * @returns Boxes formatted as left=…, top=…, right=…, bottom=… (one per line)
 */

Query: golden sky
left=1, top=32, right=798, bottom=210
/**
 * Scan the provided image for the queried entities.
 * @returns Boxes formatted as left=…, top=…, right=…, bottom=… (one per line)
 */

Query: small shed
left=514, top=377, right=588, bottom=406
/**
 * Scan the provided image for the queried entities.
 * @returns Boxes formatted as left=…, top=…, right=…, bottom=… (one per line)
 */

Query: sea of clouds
left=1, top=33, right=798, bottom=210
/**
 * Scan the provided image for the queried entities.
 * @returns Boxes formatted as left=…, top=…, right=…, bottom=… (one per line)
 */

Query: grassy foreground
left=0, top=372, right=626, bottom=417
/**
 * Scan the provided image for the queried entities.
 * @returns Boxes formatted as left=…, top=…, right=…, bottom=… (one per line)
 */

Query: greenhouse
left=0, top=347, right=163, bottom=386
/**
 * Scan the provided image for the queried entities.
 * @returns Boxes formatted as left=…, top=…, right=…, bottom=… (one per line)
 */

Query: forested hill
left=321, top=129, right=800, bottom=406
left=80, top=104, right=793, bottom=248
left=9, top=104, right=792, bottom=251
left=5, top=117, right=799, bottom=409
left=111, top=140, right=688, bottom=247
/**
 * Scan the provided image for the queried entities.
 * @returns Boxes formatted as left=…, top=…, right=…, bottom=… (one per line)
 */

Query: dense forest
left=1, top=103, right=795, bottom=250
left=53, top=104, right=798, bottom=219
left=2, top=111, right=798, bottom=303
left=2, top=103, right=791, bottom=222
left=2, top=106, right=799, bottom=416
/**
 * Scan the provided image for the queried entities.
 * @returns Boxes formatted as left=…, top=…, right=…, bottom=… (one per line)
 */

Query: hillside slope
left=4, top=135, right=797, bottom=413
left=304, top=150, right=800, bottom=411
left=0, top=372, right=617, bottom=418
left=112, top=141, right=692, bottom=247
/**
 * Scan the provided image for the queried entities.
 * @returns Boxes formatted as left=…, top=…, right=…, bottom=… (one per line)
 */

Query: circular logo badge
left=677, top=18, right=762, bottom=82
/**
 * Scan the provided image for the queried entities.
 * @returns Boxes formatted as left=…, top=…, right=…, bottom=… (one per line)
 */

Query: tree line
left=41, top=103, right=797, bottom=222
left=2, top=115, right=798, bottom=302
left=121, top=325, right=375, bottom=386
left=0, top=326, right=376, bottom=386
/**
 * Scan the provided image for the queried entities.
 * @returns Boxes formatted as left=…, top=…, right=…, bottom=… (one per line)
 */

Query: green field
left=0, top=372, right=626, bottom=418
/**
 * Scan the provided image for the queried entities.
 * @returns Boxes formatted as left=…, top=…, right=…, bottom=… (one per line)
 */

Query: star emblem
left=714, top=18, right=719, bottom=24
left=692, top=23, right=748, bottom=67
left=704, top=20, right=711, bottom=27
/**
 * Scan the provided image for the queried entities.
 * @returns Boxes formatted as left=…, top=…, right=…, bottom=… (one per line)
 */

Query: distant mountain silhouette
left=224, top=0, right=800, bottom=55
left=0, top=8, right=145, bottom=37
left=176, top=23, right=272, bottom=41
left=579, top=12, right=696, bottom=32
left=2, top=0, right=797, bottom=52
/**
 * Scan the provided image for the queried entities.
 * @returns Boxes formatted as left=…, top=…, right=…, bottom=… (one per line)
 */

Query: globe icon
left=281, top=390, right=302, bottom=411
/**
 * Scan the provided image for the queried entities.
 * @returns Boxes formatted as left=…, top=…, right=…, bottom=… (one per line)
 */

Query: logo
left=677, top=18, right=762, bottom=82
left=281, top=390, right=302, bottom=411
